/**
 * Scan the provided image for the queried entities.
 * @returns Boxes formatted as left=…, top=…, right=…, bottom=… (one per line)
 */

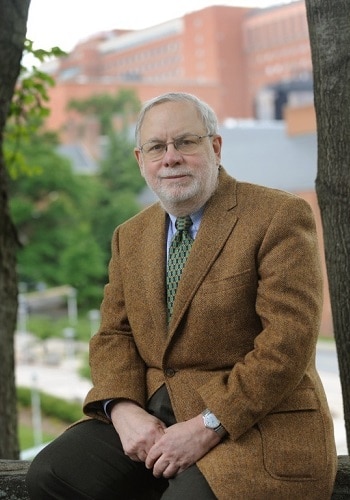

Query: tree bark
left=0, top=0, right=30, bottom=458
left=305, top=0, right=350, bottom=453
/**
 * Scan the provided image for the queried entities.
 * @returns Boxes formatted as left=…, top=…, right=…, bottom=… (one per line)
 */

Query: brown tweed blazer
left=84, top=168, right=337, bottom=499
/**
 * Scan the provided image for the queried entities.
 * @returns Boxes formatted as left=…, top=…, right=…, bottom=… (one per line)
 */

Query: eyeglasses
left=138, top=134, right=213, bottom=160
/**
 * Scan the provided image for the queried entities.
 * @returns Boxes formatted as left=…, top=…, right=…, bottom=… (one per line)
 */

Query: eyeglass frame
left=137, top=133, right=214, bottom=159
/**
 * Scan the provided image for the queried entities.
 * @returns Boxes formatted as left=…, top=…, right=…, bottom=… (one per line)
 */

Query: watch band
left=202, top=409, right=227, bottom=439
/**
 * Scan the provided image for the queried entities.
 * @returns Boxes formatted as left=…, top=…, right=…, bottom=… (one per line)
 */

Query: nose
left=162, top=142, right=182, bottom=167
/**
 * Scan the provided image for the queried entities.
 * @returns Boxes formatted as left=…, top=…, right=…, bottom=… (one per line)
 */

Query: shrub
left=17, top=386, right=83, bottom=423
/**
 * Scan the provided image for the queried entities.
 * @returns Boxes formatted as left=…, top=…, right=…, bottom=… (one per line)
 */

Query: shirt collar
left=168, top=206, right=204, bottom=239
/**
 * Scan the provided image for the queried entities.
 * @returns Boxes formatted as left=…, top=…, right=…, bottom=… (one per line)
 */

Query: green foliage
left=5, top=39, right=66, bottom=179
left=68, top=88, right=141, bottom=135
left=7, top=55, right=146, bottom=311
left=9, top=129, right=144, bottom=307
left=25, top=315, right=62, bottom=340
left=19, top=425, right=55, bottom=450
left=79, top=352, right=91, bottom=380
left=59, top=227, right=105, bottom=305
left=90, top=188, right=142, bottom=265
left=25, top=314, right=92, bottom=342
left=9, top=140, right=107, bottom=307
left=17, top=386, right=84, bottom=423
left=17, top=384, right=84, bottom=448
left=100, top=129, right=145, bottom=193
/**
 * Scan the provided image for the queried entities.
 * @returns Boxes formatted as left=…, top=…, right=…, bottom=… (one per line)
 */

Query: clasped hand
left=110, top=401, right=220, bottom=479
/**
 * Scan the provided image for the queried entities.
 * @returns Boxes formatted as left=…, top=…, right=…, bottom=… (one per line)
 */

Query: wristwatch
left=202, top=409, right=227, bottom=439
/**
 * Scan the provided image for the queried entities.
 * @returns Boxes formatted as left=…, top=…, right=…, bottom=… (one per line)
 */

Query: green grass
left=17, top=387, right=84, bottom=451
left=318, top=335, right=335, bottom=343
left=17, top=387, right=84, bottom=423
left=26, top=313, right=92, bottom=342
left=19, top=424, right=56, bottom=449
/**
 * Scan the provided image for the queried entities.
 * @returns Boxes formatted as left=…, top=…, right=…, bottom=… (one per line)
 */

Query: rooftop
left=220, top=120, right=317, bottom=192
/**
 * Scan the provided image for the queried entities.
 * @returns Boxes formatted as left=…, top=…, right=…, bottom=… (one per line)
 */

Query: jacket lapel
left=168, top=169, right=239, bottom=334
left=138, top=206, right=169, bottom=333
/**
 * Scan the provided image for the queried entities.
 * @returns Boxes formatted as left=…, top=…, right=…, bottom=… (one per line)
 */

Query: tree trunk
left=0, top=0, right=30, bottom=458
left=305, top=0, right=350, bottom=453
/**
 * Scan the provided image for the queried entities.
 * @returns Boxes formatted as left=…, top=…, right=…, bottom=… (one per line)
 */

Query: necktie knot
left=175, top=215, right=193, bottom=233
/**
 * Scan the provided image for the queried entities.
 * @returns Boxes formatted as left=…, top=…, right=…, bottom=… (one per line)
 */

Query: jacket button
left=165, top=368, right=176, bottom=377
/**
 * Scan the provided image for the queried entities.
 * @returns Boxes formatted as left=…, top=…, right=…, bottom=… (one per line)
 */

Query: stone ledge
left=0, top=459, right=30, bottom=499
left=332, top=455, right=350, bottom=500
left=0, top=456, right=349, bottom=499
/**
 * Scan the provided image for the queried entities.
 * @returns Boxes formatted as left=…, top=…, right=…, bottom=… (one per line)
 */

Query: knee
left=26, top=450, right=55, bottom=499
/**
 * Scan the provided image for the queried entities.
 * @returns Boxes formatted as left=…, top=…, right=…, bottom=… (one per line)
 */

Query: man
left=27, top=92, right=337, bottom=499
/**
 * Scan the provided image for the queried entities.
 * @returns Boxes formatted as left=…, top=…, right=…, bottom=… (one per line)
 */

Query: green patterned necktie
left=166, top=215, right=194, bottom=322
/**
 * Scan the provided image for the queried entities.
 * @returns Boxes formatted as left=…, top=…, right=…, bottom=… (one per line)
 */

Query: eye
left=146, top=142, right=165, bottom=153
left=177, top=137, right=197, bottom=147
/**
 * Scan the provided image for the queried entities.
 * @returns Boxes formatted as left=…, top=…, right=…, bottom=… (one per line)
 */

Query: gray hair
left=135, top=92, right=219, bottom=146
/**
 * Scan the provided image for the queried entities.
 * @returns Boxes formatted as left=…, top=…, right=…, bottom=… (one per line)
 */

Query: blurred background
left=12, top=0, right=345, bottom=459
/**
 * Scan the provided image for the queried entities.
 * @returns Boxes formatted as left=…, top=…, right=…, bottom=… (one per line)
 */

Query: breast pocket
left=191, top=268, right=259, bottom=332
left=199, top=268, right=256, bottom=295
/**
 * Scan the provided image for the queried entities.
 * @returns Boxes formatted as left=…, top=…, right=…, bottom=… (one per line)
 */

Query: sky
left=26, top=0, right=293, bottom=52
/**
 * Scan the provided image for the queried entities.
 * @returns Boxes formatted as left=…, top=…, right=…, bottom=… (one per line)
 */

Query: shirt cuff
left=103, top=399, right=116, bottom=419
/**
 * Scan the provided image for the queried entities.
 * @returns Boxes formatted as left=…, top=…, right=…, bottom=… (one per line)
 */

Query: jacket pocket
left=199, top=268, right=255, bottom=295
left=257, top=389, right=328, bottom=481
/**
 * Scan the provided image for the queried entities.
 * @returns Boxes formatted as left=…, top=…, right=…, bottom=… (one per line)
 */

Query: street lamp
left=88, top=309, right=100, bottom=337
left=63, top=327, right=76, bottom=358
left=31, top=373, right=43, bottom=447
left=67, top=287, right=78, bottom=325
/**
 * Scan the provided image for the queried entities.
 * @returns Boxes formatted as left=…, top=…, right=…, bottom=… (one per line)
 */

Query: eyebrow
left=143, top=132, right=201, bottom=143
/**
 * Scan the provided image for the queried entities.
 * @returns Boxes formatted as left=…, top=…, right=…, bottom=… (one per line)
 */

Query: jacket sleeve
left=83, top=227, right=147, bottom=421
left=198, top=195, right=324, bottom=440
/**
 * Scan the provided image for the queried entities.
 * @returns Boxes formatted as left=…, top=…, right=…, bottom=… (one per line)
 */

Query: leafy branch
left=5, top=39, right=66, bottom=178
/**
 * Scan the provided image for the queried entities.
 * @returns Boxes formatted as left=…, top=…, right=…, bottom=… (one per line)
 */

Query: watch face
left=205, top=412, right=220, bottom=429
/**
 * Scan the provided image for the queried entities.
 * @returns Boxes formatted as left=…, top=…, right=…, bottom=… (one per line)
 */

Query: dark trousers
left=26, top=386, right=216, bottom=500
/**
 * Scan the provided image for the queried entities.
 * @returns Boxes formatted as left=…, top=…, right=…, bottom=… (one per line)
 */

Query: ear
left=134, top=148, right=145, bottom=177
left=212, top=135, right=222, bottom=160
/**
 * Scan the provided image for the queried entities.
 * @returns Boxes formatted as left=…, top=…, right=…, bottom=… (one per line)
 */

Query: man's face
left=134, top=101, right=222, bottom=216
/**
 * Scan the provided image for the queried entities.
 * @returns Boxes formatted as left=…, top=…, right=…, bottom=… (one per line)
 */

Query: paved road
left=15, top=334, right=347, bottom=455
left=316, top=341, right=346, bottom=455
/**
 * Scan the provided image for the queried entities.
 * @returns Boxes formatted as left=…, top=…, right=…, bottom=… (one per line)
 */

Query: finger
left=152, top=461, right=169, bottom=479
left=125, top=452, right=144, bottom=463
left=145, top=447, right=161, bottom=470
left=156, top=462, right=178, bottom=479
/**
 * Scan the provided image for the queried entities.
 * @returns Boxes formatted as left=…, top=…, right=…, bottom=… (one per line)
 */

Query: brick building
left=44, top=0, right=312, bottom=143
left=244, top=1, right=312, bottom=118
